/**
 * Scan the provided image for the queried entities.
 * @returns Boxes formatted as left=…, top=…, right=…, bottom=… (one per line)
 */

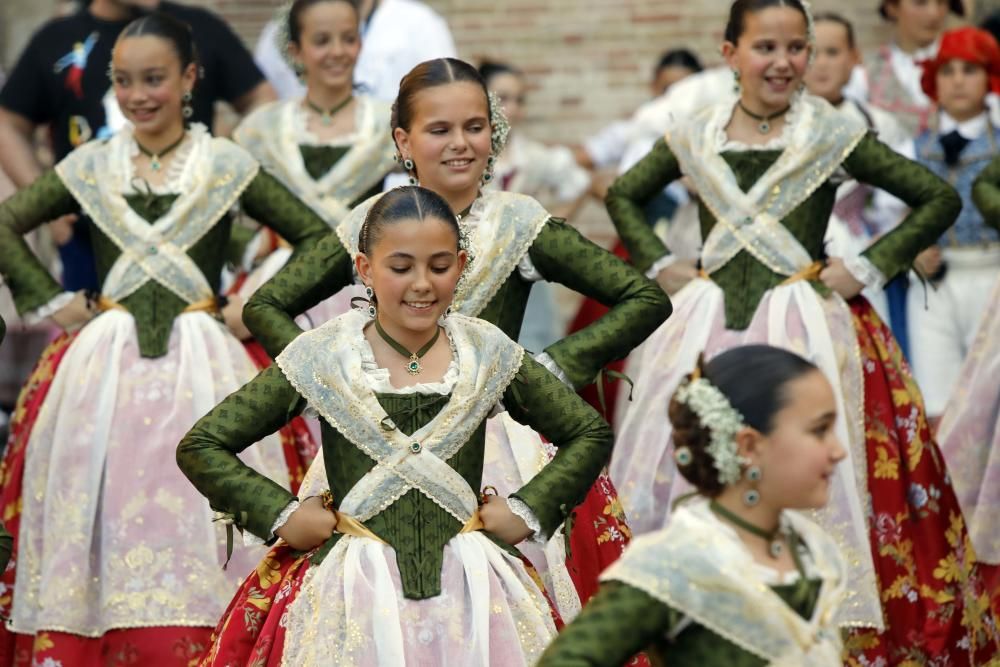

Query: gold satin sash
left=698, top=260, right=824, bottom=286
left=98, top=295, right=220, bottom=314
left=333, top=509, right=485, bottom=545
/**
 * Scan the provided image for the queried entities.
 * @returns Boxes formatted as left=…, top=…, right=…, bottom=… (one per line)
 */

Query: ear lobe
left=734, top=426, right=764, bottom=460
left=722, top=41, right=739, bottom=69
left=393, top=127, right=411, bottom=158
left=355, top=253, right=373, bottom=285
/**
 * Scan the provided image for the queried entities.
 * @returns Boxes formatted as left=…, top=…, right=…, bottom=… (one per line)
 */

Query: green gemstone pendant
left=406, top=356, right=422, bottom=375
left=150, top=156, right=162, bottom=171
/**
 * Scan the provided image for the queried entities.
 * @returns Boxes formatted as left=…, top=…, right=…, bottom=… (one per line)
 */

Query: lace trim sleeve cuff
left=844, top=254, right=888, bottom=291
left=507, top=496, right=547, bottom=543
left=244, top=499, right=301, bottom=546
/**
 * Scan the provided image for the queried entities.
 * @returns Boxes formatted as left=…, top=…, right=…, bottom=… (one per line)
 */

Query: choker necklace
left=135, top=132, right=187, bottom=172
left=710, top=500, right=787, bottom=559
left=737, top=101, right=791, bottom=135
left=374, top=318, right=440, bottom=376
left=305, top=95, right=353, bottom=126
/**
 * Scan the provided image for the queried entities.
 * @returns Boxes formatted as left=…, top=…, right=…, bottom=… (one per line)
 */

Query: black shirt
left=0, top=2, right=265, bottom=290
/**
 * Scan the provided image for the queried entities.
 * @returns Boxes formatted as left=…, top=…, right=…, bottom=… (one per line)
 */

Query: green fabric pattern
left=298, top=144, right=385, bottom=215
left=536, top=579, right=823, bottom=667
left=606, top=135, right=960, bottom=330
left=972, top=154, right=1000, bottom=231
left=0, top=168, right=328, bottom=358
left=0, top=170, right=79, bottom=314
left=245, top=216, right=671, bottom=389
left=176, top=350, right=613, bottom=600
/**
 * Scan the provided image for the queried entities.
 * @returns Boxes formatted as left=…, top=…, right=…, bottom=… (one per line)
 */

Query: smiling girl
left=0, top=12, right=330, bottom=666
left=232, top=0, right=395, bottom=325
left=242, top=57, right=672, bottom=619
left=606, top=0, right=998, bottom=663
left=539, top=346, right=848, bottom=666
left=178, top=185, right=613, bottom=666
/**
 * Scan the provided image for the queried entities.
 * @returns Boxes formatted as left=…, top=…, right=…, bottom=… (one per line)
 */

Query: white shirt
left=939, top=110, right=989, bottom=139
left=253, top=0, right=456, bottom=103
left=355, top=0, right=457, bottom=102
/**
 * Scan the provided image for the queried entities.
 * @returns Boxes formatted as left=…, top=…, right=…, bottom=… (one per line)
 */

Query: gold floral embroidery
left=873, top=447, right=899, bottom=480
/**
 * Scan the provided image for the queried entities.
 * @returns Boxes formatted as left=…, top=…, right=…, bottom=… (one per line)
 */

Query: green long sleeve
left=243, top=230, right=354, bottom=358
left=505, top=355, right=614, bottom=537
left=972, top=154, right=1000, bottom=231
left=537, top=581, right=677, bottom=667
left=0, top=170, right=79, bottom=314
left=177, top=364, right=304, bottom=540
left=844, top=133, right=961, bottom=280
left=531, top=220, right=672, bottom=389
left=241, top=170, right=329, bottom=251
left=605, top=138, right=682, bottom=275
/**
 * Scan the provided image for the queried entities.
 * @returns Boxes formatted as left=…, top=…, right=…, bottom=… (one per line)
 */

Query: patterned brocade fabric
left=536, top=580, right=821, bottom=667
left=0, top=169, right=329, bottom=357
left=607, top=135, right=959, bottom=330
left=177, top=355, right=613, bottom=599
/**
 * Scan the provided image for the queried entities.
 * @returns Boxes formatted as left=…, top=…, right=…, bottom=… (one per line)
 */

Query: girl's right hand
left=50, top=291, right=95, bottom=332
left=275, top=495, right=338, bottom=551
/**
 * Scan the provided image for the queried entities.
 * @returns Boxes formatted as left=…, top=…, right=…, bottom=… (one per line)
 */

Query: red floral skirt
left=844, top=300, right=1000, bottom=665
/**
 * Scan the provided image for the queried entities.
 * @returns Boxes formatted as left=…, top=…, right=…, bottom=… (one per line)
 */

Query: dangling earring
left=402, top=157, right=418, bottom=185
left=481, top=154, right=496, bottom=186
left=732, top=69, right=741, bottom=94
left=365, top=285, right=377, bottom=318
left=444, top=305, right=453, bottom=318
left=742, top=464, right=761, bottom=507
left=182, top=90, right=194, bottom=120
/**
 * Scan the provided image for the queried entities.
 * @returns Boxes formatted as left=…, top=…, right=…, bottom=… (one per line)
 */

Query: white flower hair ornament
left=487, top=91, right=511, bottom=157
left=674, top=376, right=748, bottom=486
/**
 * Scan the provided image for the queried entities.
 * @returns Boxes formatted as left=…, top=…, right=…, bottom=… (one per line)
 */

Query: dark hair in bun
left=669, top=345, right=818, bottom=496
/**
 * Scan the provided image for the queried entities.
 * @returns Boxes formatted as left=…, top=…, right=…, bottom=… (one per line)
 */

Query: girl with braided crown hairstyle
left=607, top=0, right=999, bottom=663
left=177, top=185, right=614, bottom=666
left=241, top=56, right=672, bottom=621
left=540, top=345, right=848, bottom=666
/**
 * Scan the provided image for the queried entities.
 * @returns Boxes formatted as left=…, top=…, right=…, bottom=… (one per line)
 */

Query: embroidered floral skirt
left=610, top=278, right=1000, bottom=664
left=0, top=312, right=297, bottom=666
left=197, top=532, right=559, bottom=666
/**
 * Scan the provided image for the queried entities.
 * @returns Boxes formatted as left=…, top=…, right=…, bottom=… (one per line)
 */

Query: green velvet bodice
left=244, top=217, right=671, bottom=390
left=537, top=578, right=824, bottom=667
left=177, top=353, right=613, bottom=600
left=0, top=168, right=329, bottom=357
left=606, top=134, right=960, bottom=329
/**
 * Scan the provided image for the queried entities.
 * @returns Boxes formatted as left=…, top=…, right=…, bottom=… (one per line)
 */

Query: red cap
left=920, top=26, right=1000, bottom=101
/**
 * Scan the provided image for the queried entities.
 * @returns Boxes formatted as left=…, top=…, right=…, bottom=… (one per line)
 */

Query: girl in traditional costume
left=936, top=154, right=1000, bottom=573
left=178, top=185, right=613, bottom=666
left=242, top=57, right=672, bottom=620
left=0, top=14, right=329, bottom=665
left=606, top=0, right=999, bottom=662
left=539, top=346, right=848, bottom=667
left=232, top=0, right=395, bottom=325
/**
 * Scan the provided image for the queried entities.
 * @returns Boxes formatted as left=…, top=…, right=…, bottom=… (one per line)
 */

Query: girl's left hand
left=479, top=495, right=533, bottom=545
left=819, top=257, right=865, bottom=299
left=222, top=295, right=252, bottom=340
